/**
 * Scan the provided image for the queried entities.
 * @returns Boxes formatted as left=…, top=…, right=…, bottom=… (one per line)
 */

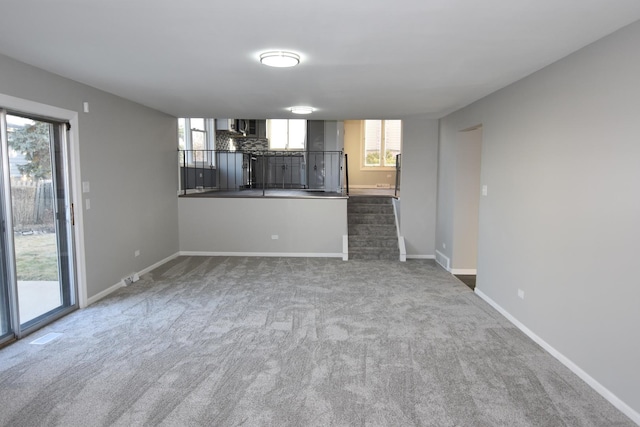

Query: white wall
left=179, top=198, right=347, bottom=256
left=0, top=54, right=179, bottom=302
left=440, top=21, right=640, bottom=420
left=398, top=116, right=439, bottom=257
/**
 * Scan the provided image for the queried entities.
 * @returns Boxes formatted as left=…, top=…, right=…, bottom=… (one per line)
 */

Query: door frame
left=0, top=93, right=87, bottom=311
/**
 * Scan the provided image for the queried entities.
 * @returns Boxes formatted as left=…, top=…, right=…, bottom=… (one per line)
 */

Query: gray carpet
left=0, top=257, right=633, bottom=426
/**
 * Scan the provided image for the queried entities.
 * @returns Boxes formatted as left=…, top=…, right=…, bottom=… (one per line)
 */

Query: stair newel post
left=344, top=153, right=349, bottom=196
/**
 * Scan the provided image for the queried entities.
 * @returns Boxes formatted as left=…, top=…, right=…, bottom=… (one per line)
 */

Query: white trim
left=0, top=93, right=88, bottom=309
left=137, top=252, right=180, bottom=276
left=348, top=184, right=382, bottom=189
left=406, top=254, right=436, bottom=260
left=398, top=238, right=407, bottom=262
left=180, top=251, right=344, bottom=258
left=86, top=252, right=180, bottom=306
left=474, top=288, right=640, bottom=425
left=435, top=250, right=450, bottom=270
left=342, top=235, right=349, bottom=261
left=391, top=198, right=406, bottom=262
left=86, top=281, right=124, bottom=306
left=451, top=268, right=477, bottom=275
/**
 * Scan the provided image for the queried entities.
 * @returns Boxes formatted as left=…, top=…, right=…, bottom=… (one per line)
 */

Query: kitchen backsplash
left=216, top=131, right=269, bottom=153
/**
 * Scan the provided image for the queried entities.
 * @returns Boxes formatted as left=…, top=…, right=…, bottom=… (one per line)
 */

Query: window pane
left=267, top=119, right=288, bottom=149
left=364, top=120, right=382, bottom=166
left=178, top=118, right=186, bottom=149
left=288, top=119, right=306, bottom=150
left=190, top=118, right=205, bottom=131
left=267, top=119, right=306, bottom=150
left=384, top=120, right=402, bottom=166
left=191, top=130, right=206, bottom=162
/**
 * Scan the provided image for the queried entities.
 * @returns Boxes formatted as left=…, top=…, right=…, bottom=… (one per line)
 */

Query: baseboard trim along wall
left=451, top=268, right=477, bottom=275
left=474, top=288, right=640, bottom=425
left=406, top=255, right=436, bottom=260
left=86, top=252, right=180, bottom=307
left=86, top=281, right=125, bottom=306
left=180, top=251, right=344, bottom=258
left=137, top=252, right=181, bottom=277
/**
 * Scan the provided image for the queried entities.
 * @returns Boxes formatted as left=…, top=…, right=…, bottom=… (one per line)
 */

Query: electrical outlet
left=134, top=250, right=140, bottom=257
left=271, top=235, right=279, bottom=240
left=518, top=289, right=525, bottom=299
left=123, top=273, right=140, bottom=286
left=482, top=185, right=488, bottom=196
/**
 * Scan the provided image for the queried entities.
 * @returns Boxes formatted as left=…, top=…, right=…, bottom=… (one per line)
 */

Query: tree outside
left=8, top=121, right=52, bottom=180
left=6, top=118, right=59, bottom=281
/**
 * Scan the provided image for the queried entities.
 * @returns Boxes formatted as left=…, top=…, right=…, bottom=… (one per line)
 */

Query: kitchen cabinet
left=216, top=151, right=249, bottom=190
left=237, top=119, right=266, bottom=138
left=252, top=154, right=306, bottom=188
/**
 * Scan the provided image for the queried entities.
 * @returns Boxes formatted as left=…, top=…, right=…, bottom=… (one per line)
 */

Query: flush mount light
left=260, top=51, right=300, bottom=68
left=290, top=106, right=314, bottom=114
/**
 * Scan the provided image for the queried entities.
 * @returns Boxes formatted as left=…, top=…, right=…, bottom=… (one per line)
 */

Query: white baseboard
left=137, top=252, right=180, bottom=276
left=180, top=251, right=343, bottom=258
left=474, top=288, right=640, bottom=425
left=86, top=281, right=124, bottom=306
left=451, top=268, right=477, bottom=275
left=85, top=252, right=180, bottom=307
left=406, top=254, right=436, bottom=260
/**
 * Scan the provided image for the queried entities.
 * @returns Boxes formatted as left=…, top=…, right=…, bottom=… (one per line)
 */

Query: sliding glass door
left=0, top=109, right=76, bottom=343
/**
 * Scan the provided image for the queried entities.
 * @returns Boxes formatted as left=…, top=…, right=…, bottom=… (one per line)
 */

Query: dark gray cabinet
left=252, top=154, right=306, bottom=189
left=237, top=119, right=266, bottom=138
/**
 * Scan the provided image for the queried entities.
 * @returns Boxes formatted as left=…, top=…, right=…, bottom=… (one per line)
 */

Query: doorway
left=0, top=109, right=77, bottom=344
left=451, top=125, right=483, bottom=288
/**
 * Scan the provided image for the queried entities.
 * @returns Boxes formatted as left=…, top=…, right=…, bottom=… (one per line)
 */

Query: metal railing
left=178, top=149, right=348, bottom=196
left=395, top=153, right=401, bottom=197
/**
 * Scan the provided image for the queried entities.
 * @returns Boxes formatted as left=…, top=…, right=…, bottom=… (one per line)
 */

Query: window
left=267, top=119, right=306, bottom=150
left=178, top=118, right=215, bottom=165
left=363, top=120, right=402, bottom=168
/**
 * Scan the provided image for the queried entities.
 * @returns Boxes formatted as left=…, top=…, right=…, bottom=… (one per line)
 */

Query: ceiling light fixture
left=260, top=51, right=300, bottom=68
left=290, top=106, right=314, bottom=114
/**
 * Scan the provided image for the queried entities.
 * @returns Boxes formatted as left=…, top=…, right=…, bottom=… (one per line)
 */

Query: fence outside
left=10, top=178, right=55, bottom=232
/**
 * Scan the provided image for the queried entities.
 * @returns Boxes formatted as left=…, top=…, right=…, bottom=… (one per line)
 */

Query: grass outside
left=13, top=233, right=59, bottom=281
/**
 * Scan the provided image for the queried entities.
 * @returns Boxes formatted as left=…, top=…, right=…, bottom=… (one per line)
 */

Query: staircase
left=347, top=196, right=399, bottom=260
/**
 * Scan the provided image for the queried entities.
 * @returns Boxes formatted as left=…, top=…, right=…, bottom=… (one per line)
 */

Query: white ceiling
left=1, top=1, right=639, bottom=120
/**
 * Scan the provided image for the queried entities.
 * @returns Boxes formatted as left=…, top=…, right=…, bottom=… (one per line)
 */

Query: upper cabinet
left=215, top=119, right=237, bottom=132
left=237, top=119, right=266, bottom=138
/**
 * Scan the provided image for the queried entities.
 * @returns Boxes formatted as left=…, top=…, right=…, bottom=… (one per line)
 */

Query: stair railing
left=394, top=153, right=401, bottom=197
left=344, top=153, right=349, bottom=196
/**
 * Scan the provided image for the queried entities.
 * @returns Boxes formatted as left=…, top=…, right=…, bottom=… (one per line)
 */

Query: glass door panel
left=6, top=115, right=63, bottom=325
left=1, top=109, right=75, bottom=339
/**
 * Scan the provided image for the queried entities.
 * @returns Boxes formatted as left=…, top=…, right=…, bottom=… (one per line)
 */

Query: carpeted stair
left=348, top=196, right=399, bottom=260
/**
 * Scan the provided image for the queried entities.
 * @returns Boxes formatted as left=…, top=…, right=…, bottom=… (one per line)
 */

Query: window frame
left=361, top=119, right=402, bottom=171
left=267, top=119, right=307, bottom=151
left=179, top=118, right=215, bottom=166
